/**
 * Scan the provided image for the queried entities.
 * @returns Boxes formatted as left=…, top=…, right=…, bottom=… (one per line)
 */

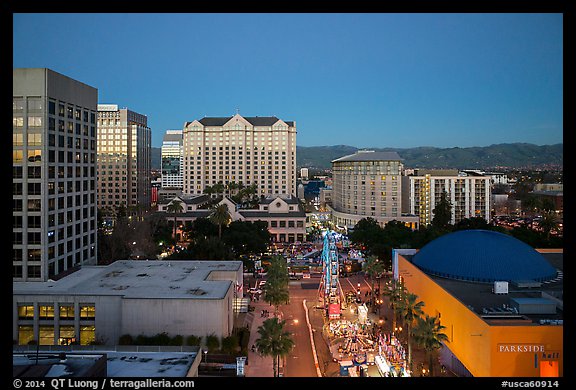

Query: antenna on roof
left=236, top=107, right=240, bottom=115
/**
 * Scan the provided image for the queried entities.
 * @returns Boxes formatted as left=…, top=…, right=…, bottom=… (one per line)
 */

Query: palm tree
left=255, top=317, right=295, bottom=377
left=383, top=278, right=406, bottom=331
left=398, top=292, right=425, bottom=372
left=539, top=211, right=559, bottom=240
left=211, top=182, right=225, bottom=199
left=363, top=255, right=386, bottom=306
left=413, top=314, right=449, bottom=376
left=263, top=255, right=290, bottom=315
left=166, top=199, right=184, bottom=243
left=210, top=203, right=231, bottom=239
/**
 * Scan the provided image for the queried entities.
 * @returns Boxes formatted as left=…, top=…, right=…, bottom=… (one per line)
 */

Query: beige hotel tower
left=182, top=114, right=297, bottom=197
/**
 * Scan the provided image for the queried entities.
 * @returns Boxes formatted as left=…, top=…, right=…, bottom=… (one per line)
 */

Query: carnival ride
left=318, top=230, right=345, bottom=319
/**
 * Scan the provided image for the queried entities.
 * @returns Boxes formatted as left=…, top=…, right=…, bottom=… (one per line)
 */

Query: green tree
left=221, top=335, right=239, bottom=355
left=211, top=182, right=226, bottom=199
left=538, top=211, right=560, bottom=240
left=383, top=278, right=406, bottom=331
left=362, top=255, right=386, bottom=306
left=210, top=204, right=231, bottom=239
left=431, top=190, right=452, bottom=230
left=255, top=317, right=295, bottom=377
left=263, top=255, right=290, bottom=315
left=205, top=333, right=220, bottom=353
left=413, top=314, right=449, bottom=376
left=398, top=292, right=425, bottom=371
left=166, top=199, right=184, bottom=243
left=222, top=220, right=271, bottom=257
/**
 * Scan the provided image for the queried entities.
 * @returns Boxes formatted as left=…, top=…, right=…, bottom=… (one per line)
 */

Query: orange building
left=393, top=230, right=563, bottom=377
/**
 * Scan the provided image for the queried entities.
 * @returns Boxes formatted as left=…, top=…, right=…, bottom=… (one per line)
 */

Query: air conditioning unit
left=494, top=281, right=509, bottom=294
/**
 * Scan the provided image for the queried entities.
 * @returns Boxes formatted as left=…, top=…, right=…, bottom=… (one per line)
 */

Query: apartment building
left=182, top=114, right=297, bottom=197
left=403, top=169, right=491, bottom=226
left=13, top=68, right=98, bottom=281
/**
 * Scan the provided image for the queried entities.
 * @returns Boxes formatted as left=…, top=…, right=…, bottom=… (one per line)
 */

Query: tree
left=211, top=182, right=225, bottom=199
left=383, top=278, right=406, bottom=331
left=166, top=199, right=184, bottom=243
left=398, top=292, right=425, bottom=371
left=362, top=256, right=386, bottom=306
left=263, top=255, right=290, bottom=315
left=222, top=220, right=271, bottom=257
left=209, top=204, right=231, bottom=239
left=413, top=314, right=449, bottom=376
left=255, top=317, right=295, bottom=377
left=431, top=190, right=452, bottom=230
left=538, top=211, right=559, bottom=240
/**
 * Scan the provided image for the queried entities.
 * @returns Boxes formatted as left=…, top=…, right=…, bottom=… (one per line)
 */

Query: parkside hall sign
left=498, top=344, right=545, bottom=353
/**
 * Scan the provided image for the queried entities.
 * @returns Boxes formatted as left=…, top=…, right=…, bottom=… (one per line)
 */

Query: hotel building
left=96, top=104, right=151, bottom=213
left=402, top=169, right=491, bottom=226
left=13, top=68, right=98, bottom=281
left=182, top=114, right=297, bottom=197
left=161, top=129, right=183, bottom=190
left=330, top=150, right=419, bottom=230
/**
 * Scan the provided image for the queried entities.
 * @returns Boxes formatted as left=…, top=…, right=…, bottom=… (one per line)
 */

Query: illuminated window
left=58, top=325, right=76, bottom=346
left=18, top=305, right=34, bottom=320
left=59, top=305, right=75, bottom=320
left=39, top=326, right=55, bottom=345
left=80, top=305, right=95, bottom=320
left=18, top=326, right=34, bottom=345
left=39, top=305, right=54, bottom=320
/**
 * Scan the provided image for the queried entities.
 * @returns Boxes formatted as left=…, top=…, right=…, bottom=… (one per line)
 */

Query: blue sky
left=13, top=13, right=563, bottom=149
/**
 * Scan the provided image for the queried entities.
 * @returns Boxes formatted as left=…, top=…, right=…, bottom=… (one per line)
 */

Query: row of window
left=18, top=304, right=95, bottom=320
left=18, top=325, right=95, bottom=346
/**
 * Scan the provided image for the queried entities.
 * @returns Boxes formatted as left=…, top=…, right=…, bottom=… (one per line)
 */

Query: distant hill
left=151, top=143, right=563, bottom=171
left=296, top=143, right=563, bottom=170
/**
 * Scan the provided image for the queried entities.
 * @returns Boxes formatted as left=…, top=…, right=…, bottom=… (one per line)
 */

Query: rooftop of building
left=13, top=260, right=242, bottom=300
left=402, top=231, right=563, bottom=325
left=157, top=194, right=209, bottom=205
left=13, top=346, right=199, bottom=377
left=187, top=115, right=294, bottom=128
left=332, top=150, right=403, bottom=163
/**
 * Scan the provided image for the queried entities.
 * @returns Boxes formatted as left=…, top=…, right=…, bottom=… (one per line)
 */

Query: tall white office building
left=161, top=130, right=183, bottom=189
left=182, top=114, right=297, bottom=197
left=13, top=68, right=98, bottom=281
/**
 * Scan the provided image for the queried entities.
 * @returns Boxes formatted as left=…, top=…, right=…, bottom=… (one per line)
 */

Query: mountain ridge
left=151, top=143, right=563, bottom=170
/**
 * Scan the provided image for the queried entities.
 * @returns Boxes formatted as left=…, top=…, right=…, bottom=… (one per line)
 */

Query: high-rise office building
left=182, top=114, right=297, bottom=197
left=161, top=129, right=183, bottom=189
left=403, top=169, right=491, bottom=226
left=330, top=150, right=419, bottom=230
left=13, top=68, right=98, bottom=281
left=96, top=105, right=151, bottom=213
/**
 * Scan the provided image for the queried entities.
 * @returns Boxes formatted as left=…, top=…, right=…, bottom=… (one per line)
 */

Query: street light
left=203, top=350, right=208, bottom=363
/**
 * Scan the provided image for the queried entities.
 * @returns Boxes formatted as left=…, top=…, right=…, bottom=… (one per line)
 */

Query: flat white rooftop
left=13, top=260, right=242, bottom=299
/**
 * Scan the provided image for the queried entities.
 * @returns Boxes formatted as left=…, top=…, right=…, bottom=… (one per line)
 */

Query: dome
left=412, top=230, right=557, bottom=283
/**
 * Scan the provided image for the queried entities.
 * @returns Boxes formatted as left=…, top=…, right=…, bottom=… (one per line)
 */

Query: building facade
left=161, top=129, right=183, bottom=189
left=13, top=68, right=99, bottom=281
left=96, top=104, right=151, bottom=213
left=404, top=169, right=491, bottom=226
left=330, top=150, right=419, bottom=230
left=182, top=114, right=297, bottom=197
left=393, top=231, right=563, bottom=377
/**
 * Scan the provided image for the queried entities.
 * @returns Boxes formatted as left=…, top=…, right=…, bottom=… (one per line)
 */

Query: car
left=248, top=288, right=262, bottom=294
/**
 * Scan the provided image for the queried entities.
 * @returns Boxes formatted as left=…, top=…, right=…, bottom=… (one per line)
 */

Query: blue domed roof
left=412, top=230, right=557, bottom=283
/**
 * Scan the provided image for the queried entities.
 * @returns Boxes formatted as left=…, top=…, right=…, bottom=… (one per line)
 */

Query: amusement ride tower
left=319, top=230, right=342, bottom=319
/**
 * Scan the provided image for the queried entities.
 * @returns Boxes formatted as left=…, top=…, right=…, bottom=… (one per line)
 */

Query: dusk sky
left=13, top=13, right=563, bottom=149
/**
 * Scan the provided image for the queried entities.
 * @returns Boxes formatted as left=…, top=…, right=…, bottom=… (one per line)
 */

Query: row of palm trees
left=382, top=277, right=449, bottom=376
left=165, top=199, right=232, bottom=241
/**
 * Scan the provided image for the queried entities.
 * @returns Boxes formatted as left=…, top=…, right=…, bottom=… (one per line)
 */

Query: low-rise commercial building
left=13, top=260, right=244, bottom=346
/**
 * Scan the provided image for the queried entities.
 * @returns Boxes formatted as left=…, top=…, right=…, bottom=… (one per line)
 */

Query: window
left=59, top=305, right=75, bottom=320
left=39, top=305, right=55, bottom=320
left=39, top=326, right=55, bottom=345
left=18, top=305, right=34, bottom=320
left=18, top=326, right=34, bottom=345
left=80, top=305, right=95, bottom=320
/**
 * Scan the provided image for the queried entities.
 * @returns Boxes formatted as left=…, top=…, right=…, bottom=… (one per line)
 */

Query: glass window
left=13, top=98, right=25, bottom=111
left=18, top=305, right=34, bottom=320
left=18, top=325, right=34, bottom=345
left=58, top=325, right=76, bottom=346
left=39, top=326, right=55, bottom=345
left=39, top=305, right=55, bottom=320
left=13, top=116, right=24, bottom=127
left=28, top=116, right=42, bottom=127
left=80, top=305, right=95, bottom=320
left=27, top=98, right=43, bottom=111
left=80, top=325, right=95, bottom=345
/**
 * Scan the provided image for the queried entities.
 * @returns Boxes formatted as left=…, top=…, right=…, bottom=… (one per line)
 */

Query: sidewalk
left=243, top=298, right=276, bottom=377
